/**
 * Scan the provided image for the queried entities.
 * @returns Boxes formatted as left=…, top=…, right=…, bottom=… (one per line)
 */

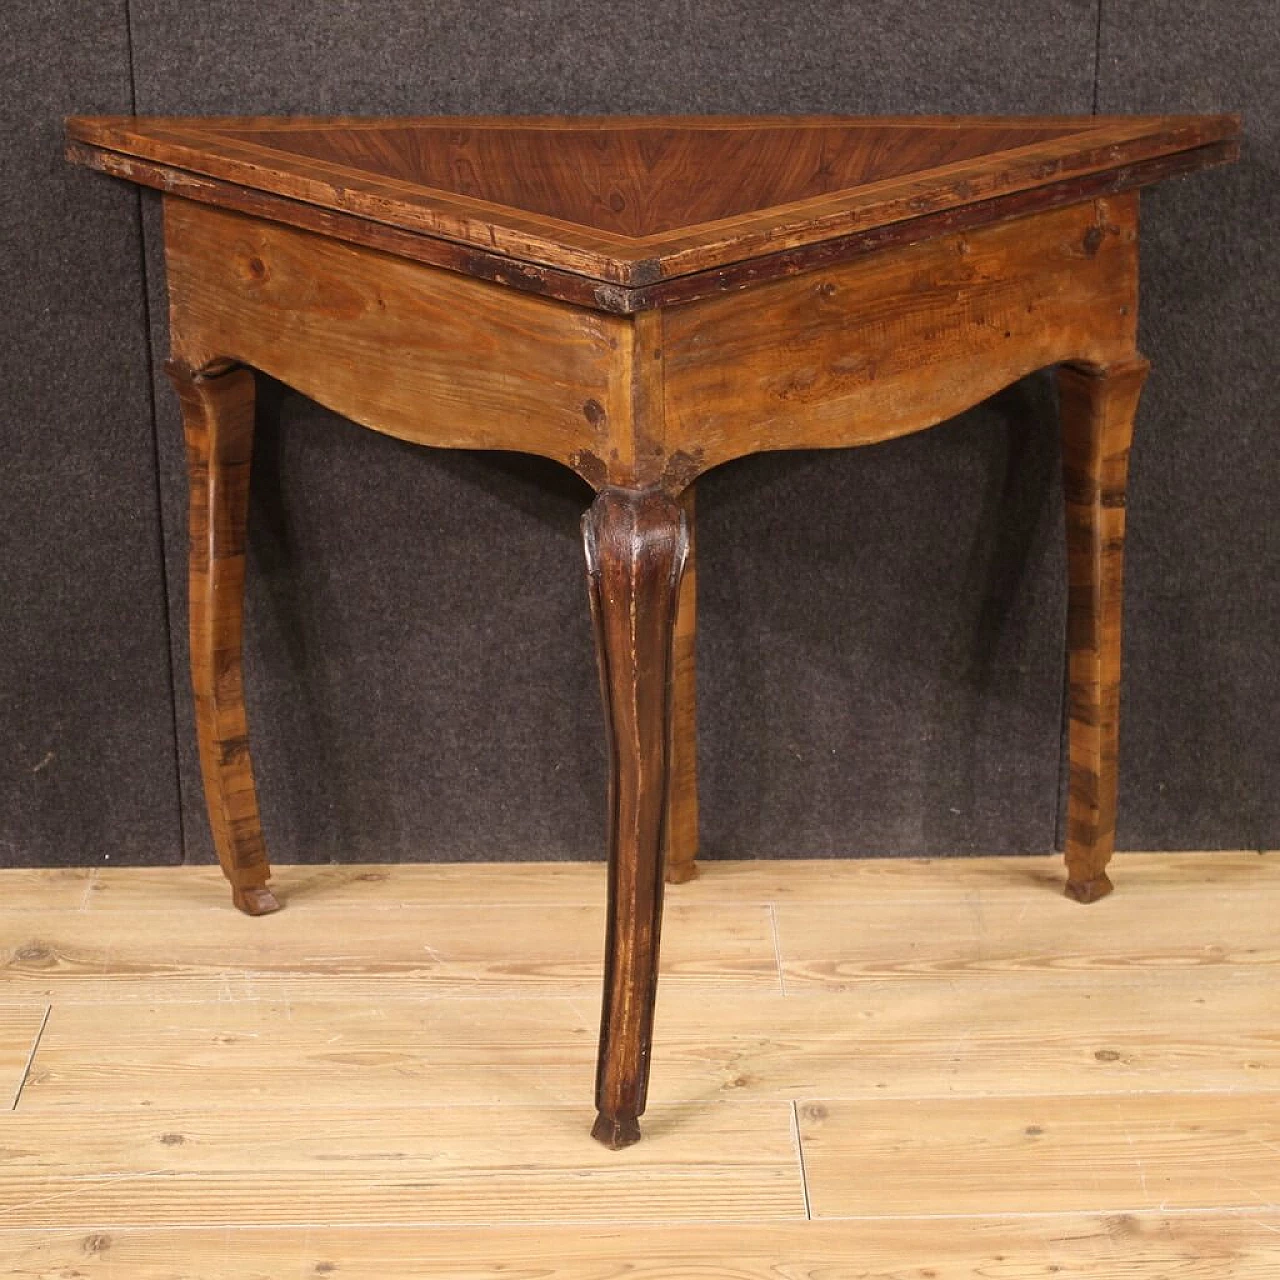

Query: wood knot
left=1083, top=225, right=1105, bottom=256
left=582, top=399, right=606, bottom=426
left=1106, top=1214, right=1141, bottom=1238
left=244, top=254, right=269, bottom=281
left=159, top=1132, right=186, bottom=1145
left=1094, top=1048, right=1122, bottom=1062
left=83, top=1233, right=112, bottom=1254
left=13, top=943, right=50, bottom=963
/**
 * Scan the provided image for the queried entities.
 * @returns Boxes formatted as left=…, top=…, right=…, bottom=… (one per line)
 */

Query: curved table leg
left=167, top=361, right=279, bottom=916
left=584, top=488, right=689, bottom=1148
left=1058, top=358, right=1150, bottom=904
left=666, top=485, right=699, bottom=885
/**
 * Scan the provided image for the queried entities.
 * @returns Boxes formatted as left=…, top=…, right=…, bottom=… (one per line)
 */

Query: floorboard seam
left=0, top=1205, right=1278, bottom=1234
left=791, top=1100, right=813, bottom=1220
left=18, top=1087, right=1280, bottom=1114
left=769, top=903, right=787, bottom=996
left=11, top=1005, right=51, bottom=1110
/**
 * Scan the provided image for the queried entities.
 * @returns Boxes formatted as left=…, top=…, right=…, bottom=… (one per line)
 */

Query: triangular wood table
left=67, top=113, right=1239, bottom=1148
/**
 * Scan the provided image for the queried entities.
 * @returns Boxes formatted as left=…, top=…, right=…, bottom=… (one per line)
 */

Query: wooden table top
left=66, top=114, right=1239, bottom=312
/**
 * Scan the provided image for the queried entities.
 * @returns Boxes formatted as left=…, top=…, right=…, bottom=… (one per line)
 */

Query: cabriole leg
left=1058, top=358, right=1150, bottom=904
left=584, top=487, right=689, bottom=1148
left=168, top=361, right=278, bottom=916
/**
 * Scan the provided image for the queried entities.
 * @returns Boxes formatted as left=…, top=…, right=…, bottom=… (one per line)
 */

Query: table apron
left=164, top=197, right=627, bottom=488
left=163, top=193, right=1141, bottom=492
left=660, top=194, right=1142, bottom=477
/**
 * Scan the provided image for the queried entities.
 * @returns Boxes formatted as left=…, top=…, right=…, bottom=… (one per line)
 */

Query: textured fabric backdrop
left=2, top=2, right=1274, bottom=867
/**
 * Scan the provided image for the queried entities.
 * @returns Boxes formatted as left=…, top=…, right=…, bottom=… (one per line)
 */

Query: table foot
left=1064, top=873, right=1114, bottom=905
left=665, top=860, right=699, bottom=885
left=592, top=1111, right=643, bottom=1150
left=232, top=885, right=282, bottom=916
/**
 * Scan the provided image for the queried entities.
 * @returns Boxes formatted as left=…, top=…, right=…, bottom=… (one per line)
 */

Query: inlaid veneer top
left=67, top=114, right=1239, bottom=301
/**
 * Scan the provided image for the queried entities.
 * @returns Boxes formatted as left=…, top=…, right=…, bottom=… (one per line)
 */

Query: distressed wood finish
left=67, top=134, right=1236, bottom=315
left=1059, top=359, right=1150, bottom=903
left=64, top=113, right=1239, bottom=1148
left=662, top=196, right=1139, bottom=474
left=167, top=362, right=278, bottom=917
left=164, top=198, right=621, bottom=485
left=584, top=489, right=689, bottom=1147
left=66, top=114, right=1239, bottom=289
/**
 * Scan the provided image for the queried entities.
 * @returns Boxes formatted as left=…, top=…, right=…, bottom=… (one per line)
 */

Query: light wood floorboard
left=19, top=968, right=1279, bottom=1110
left=0, top=851, right=1276, bottom=1274
left=0, top=868, right=93, bottom=911
left=77, top=850, right=1276, bottom=909
left=0, top=1102, right=801, bottom=1228
left=774, top=888, right=1280, bottom=988
left=0, top=901, right=777, bottom=1003
left=0, top=1005, right=48, bottom=1110
left=7, top=1213, right=1280, bottom=1279
left=798, top=1091, right=1280, bottom=1217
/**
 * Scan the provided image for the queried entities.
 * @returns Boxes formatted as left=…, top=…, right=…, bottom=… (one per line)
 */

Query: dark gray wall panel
left=0, top=4, right=182, bottom=866
left=699, top=379, right=1069, bottom=858
left=127, top=0, right=1099, bottom=864
left=126, top=0, right=1097, bottom=116
left=1098, top=2, right=1278, bottom=849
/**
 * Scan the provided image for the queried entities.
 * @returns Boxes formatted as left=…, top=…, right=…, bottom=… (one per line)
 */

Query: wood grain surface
left=773, top=891, right=1280, bottom=987
left=168, top=362, right=278, bottom=916
left=206, top=118, right=1077, bottom=237
left=0, top=1005, right=47, bottom=1109
left=583, top=489, right=689, bottom=1146
left=66, top=114, right=1240, bottom=288
left=0, top=1102, right=802, bottom=1227
left=0, top=899, right=777, bottom=1005
left=19, top=969, right=1279, bottom=1111
left=165, top=198, right=621, bottom=485
left=67, top=134, right=1238, bottom=313
left=662, top=195, right=1140, bottom=476
left=7, top=1214, right=1280, bottom=1279
left=1059, top=359, right=1150, bottom=902
left=73, top=850, right=1276, bottom=910
left=665, top=486, right=699, bottom=884
left=798, top=1092, right=1280, bottom=1217
left=3, top=853, right=1279, bottom=1273
left=0, top=868, right=92, bottom=911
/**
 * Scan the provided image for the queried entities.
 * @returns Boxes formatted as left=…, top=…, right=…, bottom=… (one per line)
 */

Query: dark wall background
left=2, top=3, right=1274, bottom=868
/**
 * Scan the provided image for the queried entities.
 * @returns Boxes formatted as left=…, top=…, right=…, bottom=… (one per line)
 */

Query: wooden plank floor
left=2, top=851, right=1278, bottom=1276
